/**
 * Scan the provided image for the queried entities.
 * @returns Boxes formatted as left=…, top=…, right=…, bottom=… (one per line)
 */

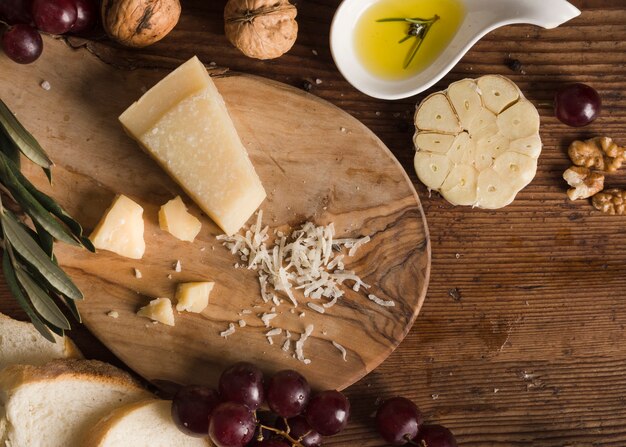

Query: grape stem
left=257, top=423, right=307, bottom=447
left=534, top=100, right=555, bottom=109
left=405, top=434, right=421, bottom=445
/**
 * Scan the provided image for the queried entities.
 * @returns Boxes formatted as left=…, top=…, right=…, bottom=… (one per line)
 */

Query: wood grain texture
left=0, top=37, right=429, bottom=392
left=1, top=0, right=625, bottom=445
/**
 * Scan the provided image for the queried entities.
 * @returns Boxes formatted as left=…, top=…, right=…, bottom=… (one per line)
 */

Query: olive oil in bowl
left=354, top=0, right=465, bottom=80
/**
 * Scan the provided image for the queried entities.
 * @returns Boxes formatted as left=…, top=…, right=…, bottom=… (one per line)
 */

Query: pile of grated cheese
left=217, top=211, right=394, bottom=364
left=217, top=211, right=378, bottom=310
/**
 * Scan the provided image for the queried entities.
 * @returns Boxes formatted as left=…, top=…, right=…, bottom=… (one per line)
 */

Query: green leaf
left=62, top=295, right=82, bottom=323
left=0, top=153, right=94, bottom=252
left=2, top=209, right=83, bottom=300
left=0, top=99, right=52, bottom=170
left=2, top=251, right=56, bottom=342
left=0, top=156, right=80, bottom=247
left=14, top=266, right=71, bottom=330
left=34, top=221, right=54, bottom=258
left=0, top=127, right=20, bottom=168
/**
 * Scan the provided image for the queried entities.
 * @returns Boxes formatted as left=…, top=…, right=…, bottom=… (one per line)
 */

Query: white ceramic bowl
left=330, top=0, right=581, bottom=100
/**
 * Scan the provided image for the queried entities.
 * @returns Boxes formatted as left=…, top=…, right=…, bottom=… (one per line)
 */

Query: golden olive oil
left=354, top=0, right=465, bottom=80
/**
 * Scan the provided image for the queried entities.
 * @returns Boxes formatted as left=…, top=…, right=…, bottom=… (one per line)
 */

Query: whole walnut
left=224, top=0, right=298, bottom=60
left=102, top=0, right=181, bottom=48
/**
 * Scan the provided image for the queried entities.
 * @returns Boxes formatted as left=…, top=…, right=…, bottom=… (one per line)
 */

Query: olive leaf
left=0, top=127, right=20, bottom=168
left=0, top=155, right=80, bottom=247
left=2, top=251, right=56, bottom=343
left=1, top=209, right=83, bottom=300
left=0, top=152, right=95, bottom=252
left=61, top=294, right=82, bottom=323
left=15, top=267, right=71, bottom=330
left=33, top=221, right=54, bottom=258
left=0, top=99, right=52, bottom=172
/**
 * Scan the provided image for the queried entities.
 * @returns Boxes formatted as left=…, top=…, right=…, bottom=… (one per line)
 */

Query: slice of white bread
left=0, top=312, right=82, bottom=370
left=0, top=359, right=153, bottom=447
left=83, top=399, right=211, bottom=446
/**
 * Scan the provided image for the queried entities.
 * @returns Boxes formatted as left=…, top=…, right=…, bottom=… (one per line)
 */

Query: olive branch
left=0, top=98, right=94, bottom=342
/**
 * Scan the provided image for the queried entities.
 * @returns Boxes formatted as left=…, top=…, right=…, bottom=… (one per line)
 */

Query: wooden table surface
left=1, top=0, right=625, bottom=445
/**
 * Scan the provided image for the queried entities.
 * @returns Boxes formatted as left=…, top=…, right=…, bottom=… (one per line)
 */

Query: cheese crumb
left=295, top=324, right=314, bottom=364
left=107, top=311, right=119, bottom=319
left=220, top=323, right=236, bottom=338
left=174, top=260, right=182, bottom=272
left=266, top=328, right=282, bottom=337
left=40, top=80, right=51, bottom=91
left=332, top=341, right=347, bottom=361
left=261, top=313, right=277, bottom=327
left=307, top=302, right=325, bottom=314
left=134, top=268, right=142, bottom=279
left=238, top=319, right=247, bottom=327
left=282, top=338, right=291, bottom=351
left=368, top=294, right=395, bottom=307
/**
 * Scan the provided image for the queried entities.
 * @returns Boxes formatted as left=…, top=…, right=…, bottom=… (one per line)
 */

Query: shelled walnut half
left=568, top=137, right=625, bottom=172
left=592, top=189, right=626, bottom=215
left=562, top=166, right=605, bottom=200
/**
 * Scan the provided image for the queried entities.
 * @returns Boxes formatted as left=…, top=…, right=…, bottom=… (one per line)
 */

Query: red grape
left=304, top=390, right=350, bottom=436
left=209, top=402, right=256, bottom=447
left=276, top=415, right=322, bottom=447
left=0, top=0, right=33, bottom=24
left=171, top=385, right=220, bottom=437
left=266, top=370, right=311, bottom=418
left=1, top=24, right=42, bottom=64
left=31, top=0, right=77, bottom=34
left=413, top=425, right=458, bottom=447
left=69, top=0, right=97, bottom=33
left=219, top=362, right=265, bottom=410
left=554, top=83, right=601, bottom=127
left=375, top=397, right=424, bottom=445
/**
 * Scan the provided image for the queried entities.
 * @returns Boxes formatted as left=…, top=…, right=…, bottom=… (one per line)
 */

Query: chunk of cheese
left=119, top=56, right=266, bottom=236
left=175, top=282, right=214, bottom=313
left=137, top=298, right=175, bottom=326
left=89, top=195, right=145, bottom=259
left=159, top=196, right=202, bottom=242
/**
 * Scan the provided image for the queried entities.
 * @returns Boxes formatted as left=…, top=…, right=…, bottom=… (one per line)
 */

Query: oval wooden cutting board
left=0, top=38, right=430, bottom=391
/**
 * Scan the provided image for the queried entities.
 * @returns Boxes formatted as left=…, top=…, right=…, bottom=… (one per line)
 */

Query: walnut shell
left=224, top=0, right=298, bottom=60
left=102, top=0, right=181, bottom=48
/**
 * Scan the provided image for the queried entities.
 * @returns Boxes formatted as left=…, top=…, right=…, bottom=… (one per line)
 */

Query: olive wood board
left=0, top=37, right=430, bottom=391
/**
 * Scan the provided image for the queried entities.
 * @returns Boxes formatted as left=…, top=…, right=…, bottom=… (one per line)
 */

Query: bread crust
left=0, top=359, right=148, bottom=394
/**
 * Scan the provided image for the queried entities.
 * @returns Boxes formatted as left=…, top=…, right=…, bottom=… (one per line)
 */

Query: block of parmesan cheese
left=90, top=195, right=145, bottom=259
left=119, top=56, right=266, bottom=236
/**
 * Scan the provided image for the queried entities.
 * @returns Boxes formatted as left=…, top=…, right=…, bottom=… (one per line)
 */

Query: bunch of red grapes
left=171, top=362, right=350, bottom=447
left=171, top=361, right=458, bottom=447
left=0, top=0, right=99, bottom=64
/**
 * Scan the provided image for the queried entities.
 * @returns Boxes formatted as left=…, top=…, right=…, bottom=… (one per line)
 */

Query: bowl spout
left=467, top=0, right=581, bottom=29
